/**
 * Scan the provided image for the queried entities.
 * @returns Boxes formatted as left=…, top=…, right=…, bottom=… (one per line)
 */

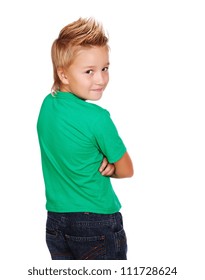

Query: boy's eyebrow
left=83, top=62, right=110, bottom=69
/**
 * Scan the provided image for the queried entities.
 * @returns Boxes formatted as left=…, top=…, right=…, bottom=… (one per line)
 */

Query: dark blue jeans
left=46, top=211, right=127, bottom=260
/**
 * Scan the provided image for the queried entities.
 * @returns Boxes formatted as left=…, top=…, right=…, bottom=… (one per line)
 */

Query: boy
left=37, top=18, right=133, bottom=260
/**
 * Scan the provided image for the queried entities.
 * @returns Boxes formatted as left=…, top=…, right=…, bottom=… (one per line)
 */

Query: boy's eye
left=102, top=67, right=109, bottom=72
left=85, top=69, right=93, bottom=74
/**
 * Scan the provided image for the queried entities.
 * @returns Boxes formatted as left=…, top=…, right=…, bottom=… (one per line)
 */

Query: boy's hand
left=99, top=157, right=115, bottom=176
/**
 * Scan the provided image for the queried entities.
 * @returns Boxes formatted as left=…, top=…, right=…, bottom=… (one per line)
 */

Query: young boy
left=37, top=18, right=133, bottom=260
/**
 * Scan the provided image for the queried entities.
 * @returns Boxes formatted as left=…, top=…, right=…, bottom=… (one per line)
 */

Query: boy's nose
left=95, top=72, right=104, bottom=85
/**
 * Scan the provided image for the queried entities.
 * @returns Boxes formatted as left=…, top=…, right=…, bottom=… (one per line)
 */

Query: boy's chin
left=90, top=96, right=103, bottom=101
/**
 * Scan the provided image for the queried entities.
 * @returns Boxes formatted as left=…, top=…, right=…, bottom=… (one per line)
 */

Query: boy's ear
left=57, top=68, right=69, bottom=85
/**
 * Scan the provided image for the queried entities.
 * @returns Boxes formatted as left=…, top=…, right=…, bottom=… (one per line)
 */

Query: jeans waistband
left=47, top=211, right=122, bottom=224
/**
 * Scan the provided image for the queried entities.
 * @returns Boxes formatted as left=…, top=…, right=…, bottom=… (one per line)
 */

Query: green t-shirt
left=37, top=91, right=126, bottom=213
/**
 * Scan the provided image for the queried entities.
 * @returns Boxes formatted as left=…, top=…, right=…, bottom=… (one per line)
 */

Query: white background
left=0, top=0, right=205, bottom=279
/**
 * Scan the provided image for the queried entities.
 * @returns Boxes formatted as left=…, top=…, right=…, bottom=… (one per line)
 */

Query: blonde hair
left=51, top=18, right=109, bottom=94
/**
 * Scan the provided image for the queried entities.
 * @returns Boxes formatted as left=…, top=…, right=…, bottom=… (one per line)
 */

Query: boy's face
left=60, top=46, right=109, bottom=101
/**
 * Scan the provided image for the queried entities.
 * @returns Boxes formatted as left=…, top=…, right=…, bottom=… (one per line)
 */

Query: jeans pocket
left=46, top=217, right=58, bottom=240
left=65, top=234, right=106, bottom=260
left=114, top=228, right=127, bottom=259
left=46, top=228, right=58, bottom=239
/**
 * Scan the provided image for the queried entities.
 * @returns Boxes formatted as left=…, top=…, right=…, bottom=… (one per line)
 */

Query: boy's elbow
left=125, top=159, right=134, bottom=178
left=129, top=169, right=134, bottom=178
left=126, top=167, right=134, bottom=178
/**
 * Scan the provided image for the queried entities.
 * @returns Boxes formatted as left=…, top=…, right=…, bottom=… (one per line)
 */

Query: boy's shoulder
left=41, top=92, right=110, bottom=119
left=41, top=93, right=53, bottom=104
left=86, top=101, right=110, bottom=116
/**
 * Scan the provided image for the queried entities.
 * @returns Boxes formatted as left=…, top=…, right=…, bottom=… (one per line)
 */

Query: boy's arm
left=99, top=152, right=134, bottom=178
left=112, top=151, right=134, bottom=178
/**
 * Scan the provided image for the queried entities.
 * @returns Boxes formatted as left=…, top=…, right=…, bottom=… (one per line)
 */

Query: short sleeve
left=93, top=110, right=126, bottom=163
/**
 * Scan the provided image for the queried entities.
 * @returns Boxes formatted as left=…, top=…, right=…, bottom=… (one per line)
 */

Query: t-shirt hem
left=46, top=206, right=121, bottom=214
left=108, top=147, right=127, bottom=164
